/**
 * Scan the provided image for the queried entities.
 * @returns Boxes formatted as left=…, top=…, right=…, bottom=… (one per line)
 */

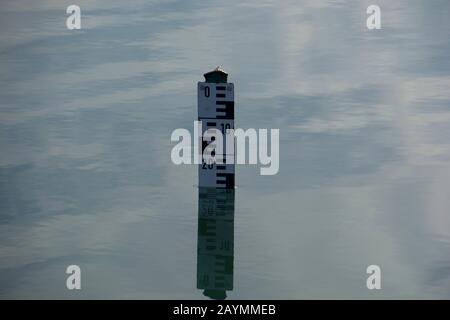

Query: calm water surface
left=1, top=0, right=450, bottom=299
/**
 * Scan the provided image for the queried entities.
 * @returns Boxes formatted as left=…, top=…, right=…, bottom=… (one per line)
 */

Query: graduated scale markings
left=198, top=67, right=235, bottom=189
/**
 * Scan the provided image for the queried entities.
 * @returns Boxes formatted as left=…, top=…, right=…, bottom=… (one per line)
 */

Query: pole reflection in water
left=196, top=187, right=235, bottom=300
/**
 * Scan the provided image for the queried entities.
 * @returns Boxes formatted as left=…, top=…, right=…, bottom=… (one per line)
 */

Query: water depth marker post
left=197, top=67, right=235, bottom=189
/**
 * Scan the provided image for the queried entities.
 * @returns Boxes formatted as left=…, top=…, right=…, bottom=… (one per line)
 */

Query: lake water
left=1, top=0, right=450, bottom=299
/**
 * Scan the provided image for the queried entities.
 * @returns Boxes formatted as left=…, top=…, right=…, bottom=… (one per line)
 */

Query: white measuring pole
left=197, top=67, right=235, bottom=189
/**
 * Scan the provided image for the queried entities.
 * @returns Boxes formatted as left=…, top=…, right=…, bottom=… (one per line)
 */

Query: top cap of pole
left=203, top=66, right=228, bottom=83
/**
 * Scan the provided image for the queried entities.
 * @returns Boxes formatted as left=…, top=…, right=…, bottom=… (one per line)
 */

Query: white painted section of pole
left=197, top=69, right=235, bottom=189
